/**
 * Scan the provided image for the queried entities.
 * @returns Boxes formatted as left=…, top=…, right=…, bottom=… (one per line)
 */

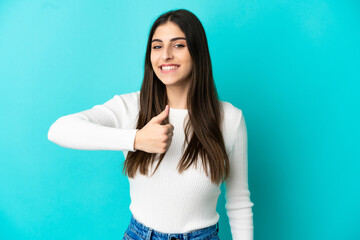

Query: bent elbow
left=47, top=118, right=61, bottom=143
left=47, top=116, right=70, bottom=144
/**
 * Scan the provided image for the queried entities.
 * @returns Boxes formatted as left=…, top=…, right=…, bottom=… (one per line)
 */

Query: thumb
left=152, top=105, right=169, bottom=124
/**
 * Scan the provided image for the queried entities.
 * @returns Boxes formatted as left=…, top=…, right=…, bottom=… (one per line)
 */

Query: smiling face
left=150, top=21, right=193, bottom=88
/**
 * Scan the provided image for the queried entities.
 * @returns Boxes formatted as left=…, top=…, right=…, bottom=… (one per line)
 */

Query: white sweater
left=47, top=91, right=254, bottom=239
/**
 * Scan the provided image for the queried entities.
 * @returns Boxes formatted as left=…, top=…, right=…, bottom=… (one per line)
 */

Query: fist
left=134, top=105, right=174, bottom=153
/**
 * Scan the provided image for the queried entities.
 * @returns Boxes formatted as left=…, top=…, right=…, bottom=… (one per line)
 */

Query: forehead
left=152, top=22, right=185, bottom=40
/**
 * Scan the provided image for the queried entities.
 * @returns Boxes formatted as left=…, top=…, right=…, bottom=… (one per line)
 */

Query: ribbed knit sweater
left=47, top=91, right=254, bottom=240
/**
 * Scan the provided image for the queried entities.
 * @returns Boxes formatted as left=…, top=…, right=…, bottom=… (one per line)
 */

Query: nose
left=161, top=44, right=173, bottom=61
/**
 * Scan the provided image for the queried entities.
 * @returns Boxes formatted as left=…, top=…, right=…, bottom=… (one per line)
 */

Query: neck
left=166, top=84, right=190, bottom=109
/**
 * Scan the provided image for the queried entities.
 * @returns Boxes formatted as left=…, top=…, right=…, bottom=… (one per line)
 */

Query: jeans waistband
left=128, top=214, right=219, bottom=240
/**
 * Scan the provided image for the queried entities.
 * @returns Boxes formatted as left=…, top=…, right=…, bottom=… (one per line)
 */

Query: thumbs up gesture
left=134, top=105, right=174, bottom=153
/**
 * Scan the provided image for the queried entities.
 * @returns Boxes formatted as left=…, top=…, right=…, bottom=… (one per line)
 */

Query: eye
left=152, top=45, right=161, bottom=49
left=175, top=44, right=185, bottom=48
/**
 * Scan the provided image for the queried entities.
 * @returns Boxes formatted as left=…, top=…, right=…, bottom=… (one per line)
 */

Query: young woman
left=48, top=9, right=254, bottom=240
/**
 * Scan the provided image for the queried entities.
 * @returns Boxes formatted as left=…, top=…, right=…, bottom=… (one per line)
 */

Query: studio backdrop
left=0, top=1, right=359, bottom=239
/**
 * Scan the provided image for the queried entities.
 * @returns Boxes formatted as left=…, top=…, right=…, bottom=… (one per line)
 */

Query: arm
left=225, top=112, right=254, bottom=240
left=47, top=94, right=139, bottom=151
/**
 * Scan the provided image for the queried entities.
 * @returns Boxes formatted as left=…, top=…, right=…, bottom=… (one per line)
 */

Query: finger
left=152, top=105, right=169, bottom=124
left=164, top=123, right=174, bottom=132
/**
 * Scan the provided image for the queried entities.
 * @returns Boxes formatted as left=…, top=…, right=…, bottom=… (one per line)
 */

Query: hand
left=134, top=105, right=174, bottom=153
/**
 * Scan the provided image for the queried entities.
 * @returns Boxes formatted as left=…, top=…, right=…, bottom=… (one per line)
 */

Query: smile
left=160, top=65, right=180, bottom=73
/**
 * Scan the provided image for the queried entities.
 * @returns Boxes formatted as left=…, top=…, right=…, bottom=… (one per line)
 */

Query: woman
left=48, top=9, right=254, bottom=240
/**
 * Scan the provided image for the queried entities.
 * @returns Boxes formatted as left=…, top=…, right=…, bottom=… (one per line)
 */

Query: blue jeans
left=122, top=214, right=220, bottom=240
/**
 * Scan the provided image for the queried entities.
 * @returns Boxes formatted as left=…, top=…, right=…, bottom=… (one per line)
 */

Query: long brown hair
left=123, top=9, right=230, bottom=186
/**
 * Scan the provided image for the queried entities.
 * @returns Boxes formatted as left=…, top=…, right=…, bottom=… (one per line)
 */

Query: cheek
left=182, top=52, right=192, bottom=67
left=150, top=58, right=156, bottom=70
left=151, top=54, right=159, bottom=67
left=185, top=57, right=193, bottom=70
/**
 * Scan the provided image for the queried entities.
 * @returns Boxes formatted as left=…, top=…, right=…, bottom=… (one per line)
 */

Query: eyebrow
left=151, top=37, right=186, bottom=43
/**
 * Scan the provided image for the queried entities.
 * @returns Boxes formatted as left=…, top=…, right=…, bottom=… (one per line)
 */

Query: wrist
left=134, top=129, right=141, bottom=151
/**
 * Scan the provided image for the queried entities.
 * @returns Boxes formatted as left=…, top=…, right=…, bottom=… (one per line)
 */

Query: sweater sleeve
left=47, top=94, right=139, bottom=151
left=225, top=112, right=254, bottom=240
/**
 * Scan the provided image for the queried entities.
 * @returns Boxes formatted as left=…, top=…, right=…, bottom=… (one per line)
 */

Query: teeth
left=162, top=65, right=179, bottom=71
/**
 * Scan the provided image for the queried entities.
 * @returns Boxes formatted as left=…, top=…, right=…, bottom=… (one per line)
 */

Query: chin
left=159, top=77, right=179, bottom=84
left=160, top=81, right=178, bottom=86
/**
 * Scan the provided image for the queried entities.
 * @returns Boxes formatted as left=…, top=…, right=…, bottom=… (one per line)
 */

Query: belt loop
left=146, top=227, right=153, bottom=240
left=216, top=222, right=219, bottom=233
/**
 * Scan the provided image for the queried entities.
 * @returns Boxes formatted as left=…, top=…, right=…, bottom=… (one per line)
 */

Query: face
left=150, top=21, right=193, bottom=88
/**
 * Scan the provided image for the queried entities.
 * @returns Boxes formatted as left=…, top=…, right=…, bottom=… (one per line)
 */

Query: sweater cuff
left=117, top=128, right=138, bottom=152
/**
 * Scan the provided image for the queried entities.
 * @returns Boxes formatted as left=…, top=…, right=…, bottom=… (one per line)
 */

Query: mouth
left=160, top=65, right=180, bottom=73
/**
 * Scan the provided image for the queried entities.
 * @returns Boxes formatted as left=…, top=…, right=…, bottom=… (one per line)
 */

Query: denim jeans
left=122, top=214, right=220, bottom=240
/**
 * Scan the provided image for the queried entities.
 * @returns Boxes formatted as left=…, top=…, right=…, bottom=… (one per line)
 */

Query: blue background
left=1, top=0, right=359, bottom=239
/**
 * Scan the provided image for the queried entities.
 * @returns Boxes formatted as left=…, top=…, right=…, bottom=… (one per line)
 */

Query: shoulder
left=101, top=91, right=140, bottom=123
left=110, top=90, right=140, bottom=110
left=218, top=100, right=244, bottom=153
left=219, top=100, right=243, bottom=127
left=114, top=90, right=140, bottom=103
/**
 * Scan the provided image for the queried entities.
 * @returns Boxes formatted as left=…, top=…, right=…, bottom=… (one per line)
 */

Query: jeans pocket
left=209, top=237, right=220, bottom=240
left=207, top=234, right=220, bottom=240
left=192, top=230, right=220, bottom=240
left=123, top=226, right=145, bottom=240
left=207, top=231, right=220, bottom=240
left=123, top=233, right=132, bottom=240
